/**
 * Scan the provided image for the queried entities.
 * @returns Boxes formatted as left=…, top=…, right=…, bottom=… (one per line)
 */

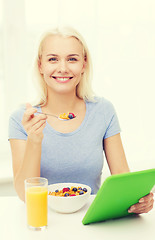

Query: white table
left=0, top=195, right=154, bottom=240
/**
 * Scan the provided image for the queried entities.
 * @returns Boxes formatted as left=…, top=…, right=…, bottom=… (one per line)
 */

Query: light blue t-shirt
left=8, top=97, right=121, bottom=194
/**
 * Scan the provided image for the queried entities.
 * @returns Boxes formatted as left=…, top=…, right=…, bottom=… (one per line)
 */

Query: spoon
left=37, top=112, right=76, bottom=121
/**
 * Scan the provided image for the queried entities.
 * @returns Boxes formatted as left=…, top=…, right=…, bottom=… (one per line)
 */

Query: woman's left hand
left=128, top=192, right=154, bottom=214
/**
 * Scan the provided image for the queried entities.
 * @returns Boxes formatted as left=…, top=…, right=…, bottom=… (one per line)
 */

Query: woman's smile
left=51, top=76, right=73, bottom=83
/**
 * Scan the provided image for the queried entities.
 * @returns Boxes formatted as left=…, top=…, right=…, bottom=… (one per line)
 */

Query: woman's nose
left=57, top=60, right=68, bottom=73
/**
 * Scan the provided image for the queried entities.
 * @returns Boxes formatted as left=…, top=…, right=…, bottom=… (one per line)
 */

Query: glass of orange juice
left=25, top=177, right=48, bottom=230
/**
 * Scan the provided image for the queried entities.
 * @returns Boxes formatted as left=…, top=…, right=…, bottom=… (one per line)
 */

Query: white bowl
left=48, top=183, right=91, bottom=213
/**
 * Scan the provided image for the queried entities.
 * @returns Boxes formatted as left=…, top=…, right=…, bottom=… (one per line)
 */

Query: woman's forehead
left=41, top=35, right=83, bottom=55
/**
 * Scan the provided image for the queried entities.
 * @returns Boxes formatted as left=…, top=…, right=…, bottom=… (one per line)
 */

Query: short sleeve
left=103, top=100, right=121, bottom=139
left=8, top=108, right=27, bottom=140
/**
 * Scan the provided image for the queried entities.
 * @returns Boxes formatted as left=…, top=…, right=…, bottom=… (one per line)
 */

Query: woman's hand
left=22, top=103, right=47, bottom=143
left=128, top=192, right=154, bottom=214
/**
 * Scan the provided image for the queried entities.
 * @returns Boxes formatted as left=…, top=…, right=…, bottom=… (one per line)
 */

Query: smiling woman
left=34, top=27, right=94, bottom=106
left=47, top=53, right=80, bottom=84
left=8, top=26, right=154, bottom=215
left=38, top=34, right=86, bottom=98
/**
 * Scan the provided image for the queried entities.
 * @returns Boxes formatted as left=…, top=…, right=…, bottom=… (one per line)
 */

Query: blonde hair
left=33, top=26, right=95, bottom=106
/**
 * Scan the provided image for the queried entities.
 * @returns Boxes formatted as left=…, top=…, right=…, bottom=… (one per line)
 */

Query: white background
left=0, top=0, right=155, bottom=181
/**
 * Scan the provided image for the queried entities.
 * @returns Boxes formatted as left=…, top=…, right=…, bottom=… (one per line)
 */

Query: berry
left=83, top=188, right=87, bottom=192
left=69, top=113, right=75, bottom=118
left=55, top=189, right=59, bottom=193
left=78, top=187, right=82, bottom=190
left=63, top=188, right=70, bottom=193
left=70, top=194, right=76, bottom=197
left=68, top=114, right=74, bottom=119
left=79, top=191, right=84, bottom=195
left=64, top=193, right=69, bottom=197
left=72, top=187, right=77, bottom=192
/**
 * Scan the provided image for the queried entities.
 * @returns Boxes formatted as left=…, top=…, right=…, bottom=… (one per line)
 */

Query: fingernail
left=139, top=198, right=144, bottom=203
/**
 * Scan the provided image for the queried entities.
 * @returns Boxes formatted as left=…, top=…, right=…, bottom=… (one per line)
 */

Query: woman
left=9, top=26, right=154, bottom=213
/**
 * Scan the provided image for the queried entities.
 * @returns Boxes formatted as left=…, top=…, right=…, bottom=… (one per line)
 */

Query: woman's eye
left=68, top=58, right=77, bottom=62
left=49, top=58, right=57, bottom=62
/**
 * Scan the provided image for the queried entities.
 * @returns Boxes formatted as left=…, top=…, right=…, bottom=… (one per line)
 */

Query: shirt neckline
left=37, top=101, right=89, bottom=136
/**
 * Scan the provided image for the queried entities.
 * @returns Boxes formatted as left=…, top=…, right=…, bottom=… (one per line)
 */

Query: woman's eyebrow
left=47, top=54, right=58, bottom=56
left=46, top=54, right=80, bottom=57
left=68, top=54, right=79, bottom=57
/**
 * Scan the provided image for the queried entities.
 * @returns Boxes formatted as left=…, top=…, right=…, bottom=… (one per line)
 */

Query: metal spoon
left=37, top=112, right=76, bottom=121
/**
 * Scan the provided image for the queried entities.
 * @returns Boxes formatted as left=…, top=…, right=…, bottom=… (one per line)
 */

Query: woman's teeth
left=52, top=76, right=73, bottom=82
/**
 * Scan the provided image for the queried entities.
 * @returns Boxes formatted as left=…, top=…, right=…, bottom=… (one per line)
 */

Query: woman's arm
left=10, top=138, right=42, bottom=202
left=10, top=103, right=47, bottom=202
left=103, top=133, right=130, bottom=174
left=103, top=133, right=154, bottom=214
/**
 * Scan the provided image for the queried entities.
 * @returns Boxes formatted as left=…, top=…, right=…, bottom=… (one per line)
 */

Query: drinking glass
left=25, top=177, right=48, bottom=230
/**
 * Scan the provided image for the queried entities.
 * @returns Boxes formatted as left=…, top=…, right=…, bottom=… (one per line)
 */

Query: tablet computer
left=82, top=168, right=155, bottom=225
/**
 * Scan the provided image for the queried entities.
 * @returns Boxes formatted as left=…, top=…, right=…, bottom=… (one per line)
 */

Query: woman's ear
left=81, top=56, right=87, bottom=73
left=38, top=57, right=43, bottom=74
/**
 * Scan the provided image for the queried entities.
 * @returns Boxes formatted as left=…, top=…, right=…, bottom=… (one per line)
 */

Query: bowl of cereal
left=48, top=183, right=91, bottom=213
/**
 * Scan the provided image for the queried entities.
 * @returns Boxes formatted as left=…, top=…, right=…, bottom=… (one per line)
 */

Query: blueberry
left=68, top=114, right=74, bottom=119
left=72, top=187, right=77, bottom=192
left=64, top=193, right=69, bottom=197
left=78, top=187, right=82, bottom=190
left=83, top=188, right=87, bottom=192
left=79, top=191, right=84, bottom=195
left=55, top=189, right=59, bottom=193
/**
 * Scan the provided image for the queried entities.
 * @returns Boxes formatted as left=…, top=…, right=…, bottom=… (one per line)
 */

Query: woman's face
left=39, top=35, right=86, bottom=95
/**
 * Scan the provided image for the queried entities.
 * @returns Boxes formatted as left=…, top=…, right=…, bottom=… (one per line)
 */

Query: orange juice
left=26, top=186, right=48, bottom=227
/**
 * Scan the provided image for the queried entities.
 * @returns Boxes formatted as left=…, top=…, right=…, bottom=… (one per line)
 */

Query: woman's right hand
left=22, top=103, right=47, bottom=143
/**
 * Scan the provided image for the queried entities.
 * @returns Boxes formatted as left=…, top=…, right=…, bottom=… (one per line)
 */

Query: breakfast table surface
left=0, top=195, right=154, bottom=240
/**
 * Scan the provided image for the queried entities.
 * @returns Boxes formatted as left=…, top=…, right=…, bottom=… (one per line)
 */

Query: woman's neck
left=43, top=90, right=83, bottom=115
